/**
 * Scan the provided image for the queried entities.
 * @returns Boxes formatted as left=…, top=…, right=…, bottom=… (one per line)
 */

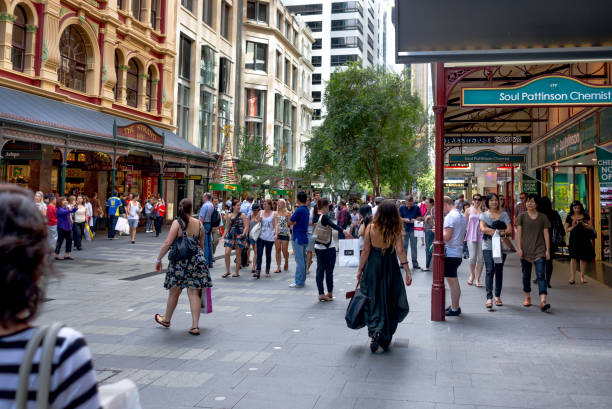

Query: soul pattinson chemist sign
left=462, top=75, right=612, bottom=107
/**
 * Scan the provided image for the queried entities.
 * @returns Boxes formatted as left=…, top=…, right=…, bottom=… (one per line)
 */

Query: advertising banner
left=596, top=146, right=612, bottom=207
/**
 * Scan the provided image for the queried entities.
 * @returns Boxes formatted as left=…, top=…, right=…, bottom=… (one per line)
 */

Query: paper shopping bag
left=414, top=221, right=424, bottom=238
left=339, top=239, right=360, bottom=267
left=492, top=230, right=503, bottom=263
left=200, top=287, right=213, bottom=314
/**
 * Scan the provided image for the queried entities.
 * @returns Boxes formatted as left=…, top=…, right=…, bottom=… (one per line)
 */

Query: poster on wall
left=522, top=174, right=538, bottom=195
left=596, top=145, right=612, bottom=207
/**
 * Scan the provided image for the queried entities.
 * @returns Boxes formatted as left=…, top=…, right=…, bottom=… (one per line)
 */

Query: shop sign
left=522, top=174, right=538, bottom=195
left=189, top=175, right=202, bottom=180
left=209, top=182, right=241, bottom=192
left=117, top=123, right=164, bottom=144
left=269, top=189, right=290, bottom=195
left=444, top=163, right=470, bottom=169
left=462, top=76, right=612, bottom=107
left=596, top=146, right=612, bottom=207
left=444, top=135, right=530, bottom=145
left=2, top=150, right=42, bottom=160
left=449, top=150, right=526, bottom=163
left=443, top=182, right=468, bottom=188
left=163, top=172, right=185, bottom=180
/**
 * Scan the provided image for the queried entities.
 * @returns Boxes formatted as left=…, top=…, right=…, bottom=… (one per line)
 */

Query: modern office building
left=283, top=0, right=382, bottom=127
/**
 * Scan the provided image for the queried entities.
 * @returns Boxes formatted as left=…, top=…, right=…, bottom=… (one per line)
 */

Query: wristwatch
left=155, top=259, right=161, bottom=263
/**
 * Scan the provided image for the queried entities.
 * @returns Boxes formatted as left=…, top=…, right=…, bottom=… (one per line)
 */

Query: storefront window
left=245, top=89, right=265, bottom=140
left=581, top=116, right=596, bottom=151
left=599, top=108, right=612, bottom=143
left=199, top=89, right=215, bottom=152
left=553, top=166, right=573, bottom=217
left=574, top=167, right=589, bottom=215
left=217, top=99, right=232, bottom=152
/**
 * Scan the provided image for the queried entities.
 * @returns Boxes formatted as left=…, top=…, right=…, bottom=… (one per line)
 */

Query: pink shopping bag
left=200, top=287, right=213, bottom=314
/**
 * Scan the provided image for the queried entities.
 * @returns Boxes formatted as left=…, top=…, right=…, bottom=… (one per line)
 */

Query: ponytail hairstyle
left=177, top=198, right=193, bottom=227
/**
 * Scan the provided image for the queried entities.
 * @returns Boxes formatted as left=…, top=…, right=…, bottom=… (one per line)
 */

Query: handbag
left=345, top=280, right=368, bottom=330
left=249, top=221, right=261, bottom=241
left=168, top=218, right=199, bottom=263
left=312, top=215, right=332, bottom=245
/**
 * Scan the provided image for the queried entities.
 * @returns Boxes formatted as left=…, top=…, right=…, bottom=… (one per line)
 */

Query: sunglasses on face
left=473, top=198, right=481, bottom=201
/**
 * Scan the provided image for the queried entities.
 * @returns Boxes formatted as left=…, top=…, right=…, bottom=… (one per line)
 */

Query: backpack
left=210, top=208, right=221, bottom=227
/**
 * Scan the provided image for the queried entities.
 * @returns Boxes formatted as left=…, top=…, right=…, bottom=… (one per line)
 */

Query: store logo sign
left=117, top=123, right=164, bottom=144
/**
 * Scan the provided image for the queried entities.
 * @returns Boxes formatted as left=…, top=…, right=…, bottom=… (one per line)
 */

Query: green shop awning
left=269, top=189, right=291, bottom=195
left=209, top=183, right=241, bottom=192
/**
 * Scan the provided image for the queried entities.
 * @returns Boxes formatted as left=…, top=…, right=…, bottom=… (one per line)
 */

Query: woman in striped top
left=0, top=184, right=100, bottom=409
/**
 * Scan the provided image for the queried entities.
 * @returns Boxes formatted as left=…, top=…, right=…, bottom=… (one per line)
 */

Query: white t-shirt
left=308, top=207, right=314, bottom=234
left=372, top=205, right=378, bottom=216
left=444, top=209, right=467, bottom=258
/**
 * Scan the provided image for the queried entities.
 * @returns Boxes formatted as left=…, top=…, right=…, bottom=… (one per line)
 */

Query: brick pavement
left=38, top=231, right=612, bottom=409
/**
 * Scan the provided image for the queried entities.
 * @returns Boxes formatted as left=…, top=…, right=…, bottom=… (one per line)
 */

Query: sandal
left=523, top=297, right=532, bottom=307
left=540, top=302, right=551, bottom=312
left=64, top=256, right=74, bottom=260
left=475, top=282, right=483, bottom=288
left=265, top=273, right=271, bottom=278
left=467, top=280, right=473, bottom=286
left=231, top=273, right=240, bottom=277
left=154, top=314, right=170, bottom=328
left=54, top=257, right=64, bottom=261
left=486, top=299, right=493, bottom=309
left=274, top=270, right=282, bottom=274
left=495, top=298, right=503, bottom=306
left=254, top=271, right=260, bottom=279
left=222, top=273, right=230, bottom=278
left=188, top=327, right=200, bottom=336
left=568, top=280, right=576, bottom=285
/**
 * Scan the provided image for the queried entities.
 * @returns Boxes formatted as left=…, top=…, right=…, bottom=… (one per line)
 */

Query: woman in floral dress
left=222, top=198, right=250, bottom=278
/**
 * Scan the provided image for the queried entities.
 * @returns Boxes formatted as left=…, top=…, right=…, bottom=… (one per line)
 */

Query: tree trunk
left=372, top=151, right=380, bottom=197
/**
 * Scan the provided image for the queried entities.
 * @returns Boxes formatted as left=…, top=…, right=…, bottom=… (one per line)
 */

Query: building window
left=199, top=88, right=215, bottom=151
left=150, top=0, right=159, bottom=29
left=285, top=21, right=290, bottom=39
left=146, top=67, right=154, bottom=112
left=292, top=29, right=297, bottom=46
left=181, top=0, right=193, bottom=12
left=286, top=4, right=322, bottom=15
left=292, top=65, right=297, bottom=91
left=203, top=0, right=214, bottom=27
left=331, top=36, right=363, bottom=50
left=312, top=38, right=322, bottom=50
left=368, top=19, right=374, bottom=34
left=284, top=58, right=290, bottom=84
left=217, top=99, right=232, bottom=151
left=118, top=0, right=124, bottom=9
left=312, top=73, right=321, bottom=85
left=247, top=0, right=268, bottom=24
left=368, top=34, right=374, bottom=49
left=219, top=56, right=231, bottom=93
left=306, top=21, right=322, bottom=32
left=368, top=6, right=375, bottom=18
left=200, top=45, right=216, bottom=88
left=131, top=0, right=142, bottom=20
left=313, top=109, right=321, bottom=120
left=367, top=51, right=373, bottom=64
left=312, top=91, right=321, bottom=102
left=177, top=82, right=190, bottom=140
left=245, top=41, right=267, bottom=72
left=311, top=56, right=321, bottom=67
left=331, top=19, right=363, bottom=33
left=332, top=2, right=363, bottom=16
left=275, top=51, right=282, bottom=79
left=58, top=26, right=87, bottom=93
left=245, top=88, right=265, bottom=140
left=179, top=35, right=192, bottom=80
left=11, top=6, right=26, bottom=72
left=113, top=51, right=120, bottom=101
left=330, top=54, right=359, bottom=66
left=276, top=11, right=282, bottom=30
left=126, top=59, right=139, bottom=107
left=221, top=1, right=231, bottom=40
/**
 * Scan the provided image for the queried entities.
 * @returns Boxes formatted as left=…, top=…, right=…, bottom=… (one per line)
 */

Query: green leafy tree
left=234, top=127, right=276, bottom=191
left=305, top=63, right=426, bottom=196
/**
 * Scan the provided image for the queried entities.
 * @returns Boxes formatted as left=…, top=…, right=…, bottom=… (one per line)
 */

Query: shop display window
left=600, top=108, right=612, bottom=143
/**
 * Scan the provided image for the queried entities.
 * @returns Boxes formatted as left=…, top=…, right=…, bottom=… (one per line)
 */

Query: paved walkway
left=40, top=231, right=612, bottom=409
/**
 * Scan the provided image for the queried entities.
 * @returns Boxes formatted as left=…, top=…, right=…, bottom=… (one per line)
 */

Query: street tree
left=305, top=63, right=425, bottom=196
left=234, top=127, right=276, bottom=191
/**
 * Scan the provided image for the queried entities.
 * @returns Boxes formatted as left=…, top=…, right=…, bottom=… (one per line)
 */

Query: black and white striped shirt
left=0, top=327, right=100, bottom=409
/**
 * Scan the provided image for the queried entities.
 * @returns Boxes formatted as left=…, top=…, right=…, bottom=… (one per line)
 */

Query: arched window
left=11, top=6, right=26, bottom=72
left=126, top=59, right=139, bottom=107
left=131, top=0, right=142, bottom=21
left=146, top=67, right=153, bottom=111
left=58, top=26, right=87, bottom=92
left=113, top=50, right=120, bottom=101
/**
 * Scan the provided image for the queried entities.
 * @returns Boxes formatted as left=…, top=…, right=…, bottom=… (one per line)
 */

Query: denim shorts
left=128, top=218, right=139, bottom=228
left=306, top=233, right=315, bottom=252
left=277, top=234, right=290, bottom=241
left=249, top=237, right=257, bottom=245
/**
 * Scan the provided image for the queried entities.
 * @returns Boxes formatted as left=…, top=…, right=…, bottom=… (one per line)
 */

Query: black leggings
left=154, top=216, right=163, bottom=236
left=315, top=247, right=336, bottom=295
left=73, top=222, right=85, bottom=249
left=256, top=239, right=274, bottom=272
left=55, top=228, right=72, bottom=254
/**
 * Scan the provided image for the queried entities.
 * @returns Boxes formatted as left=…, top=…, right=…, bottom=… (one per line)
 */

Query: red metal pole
left=510, top=165, right=515, bottom=239
left=431, top=62, right=446, bottom=322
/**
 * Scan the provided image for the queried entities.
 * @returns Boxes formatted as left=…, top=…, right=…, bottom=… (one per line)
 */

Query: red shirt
left=46, top=204, right=57, bottom=226
left=154, top=203, right=166, bottom=217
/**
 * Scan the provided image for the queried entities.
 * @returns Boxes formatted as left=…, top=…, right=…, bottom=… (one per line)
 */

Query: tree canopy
left=305, top=64, right=427, bottom=196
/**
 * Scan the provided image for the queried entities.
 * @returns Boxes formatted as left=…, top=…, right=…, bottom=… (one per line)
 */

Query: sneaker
left=289, top=283, right=304, bottom=288
left=412, top=265, right=421, bottom=270
left=445, top=307, right=462, bottom=316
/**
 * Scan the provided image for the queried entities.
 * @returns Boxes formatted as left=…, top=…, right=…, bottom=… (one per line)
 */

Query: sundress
left=164, top=223, right=212, bottom=289
left=277, top=214, right=290, bottom=238
left=224, top=213, right=247, bottom=249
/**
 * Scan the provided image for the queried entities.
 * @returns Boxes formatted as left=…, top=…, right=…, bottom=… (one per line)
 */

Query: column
left=59, top=162, right=67, bottom=195
left=184, top=163, right=190, bottom=200
left=0, top=13, right=13, bottom=69
left=431, top=62, right=446, bottom=322
left=137, top=72, right=147, bottom=111
left=40, top=2, right=61, bottom=91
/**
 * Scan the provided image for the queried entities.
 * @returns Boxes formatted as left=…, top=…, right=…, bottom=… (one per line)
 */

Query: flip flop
left=231, top=273, right=240, bottom=277
left=475, top=283, right=483, bottom=288
left=188, top=327, right=200, bottom=336
left=154, top=314, right=170, bottom=328
left=495, top=299, right=503, bottom=306
left=222, top=273, right=230, bottom=278
left=467, top=280, right=473, bottom=286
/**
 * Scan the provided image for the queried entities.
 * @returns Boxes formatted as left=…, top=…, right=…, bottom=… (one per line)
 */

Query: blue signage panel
left=462, top=75, right=612, bottom=107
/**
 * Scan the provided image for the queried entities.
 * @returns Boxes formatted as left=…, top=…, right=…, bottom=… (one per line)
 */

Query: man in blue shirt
left=199, top=192, right=215, bottom=268
left=106, top=191, right=122, bottom=239
left=399, top=195, right=422, bottom=270
left=240, top=195, right=253, bottom=218
left=289, top=191, right=309, bottom=288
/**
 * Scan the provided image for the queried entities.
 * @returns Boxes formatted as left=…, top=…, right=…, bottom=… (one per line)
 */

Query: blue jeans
left=292, top=239, right=308, bottom=286
left=203, top=222, right=213, bottom=267
left=108, top=215, right=118, bottom=238
left=521, top=257, right=547, bottom=295
left=425, top=230, right=434, bottom=269
left=403, top=230, right=419, bottom=268
left=483, top=250, right=507, bottom=299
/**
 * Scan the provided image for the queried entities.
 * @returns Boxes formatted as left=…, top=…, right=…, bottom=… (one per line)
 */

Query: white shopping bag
left=492, top=230, right=502, bottom=263
left=115, top=217, right=130, bottom=235
left=339, top=239, right=360, bottom=267
left=414, top=221, right=424, bottom=238
left=99, top=379, right=142, bottom=409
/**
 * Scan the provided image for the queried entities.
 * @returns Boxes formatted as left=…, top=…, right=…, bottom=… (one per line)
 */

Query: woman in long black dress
left=564, top=200, right=596, bottom=284
left=357, top=200, right=412, bottom=353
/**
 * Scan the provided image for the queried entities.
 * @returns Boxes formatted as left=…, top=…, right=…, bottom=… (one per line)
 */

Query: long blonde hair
left=372, top=200, right=403, bottom=251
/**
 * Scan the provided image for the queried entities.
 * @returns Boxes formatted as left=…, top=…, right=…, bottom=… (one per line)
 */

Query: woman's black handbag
left=345, top=283, right=368, bottom=330
left=168, top=218, right=199, bottom=263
